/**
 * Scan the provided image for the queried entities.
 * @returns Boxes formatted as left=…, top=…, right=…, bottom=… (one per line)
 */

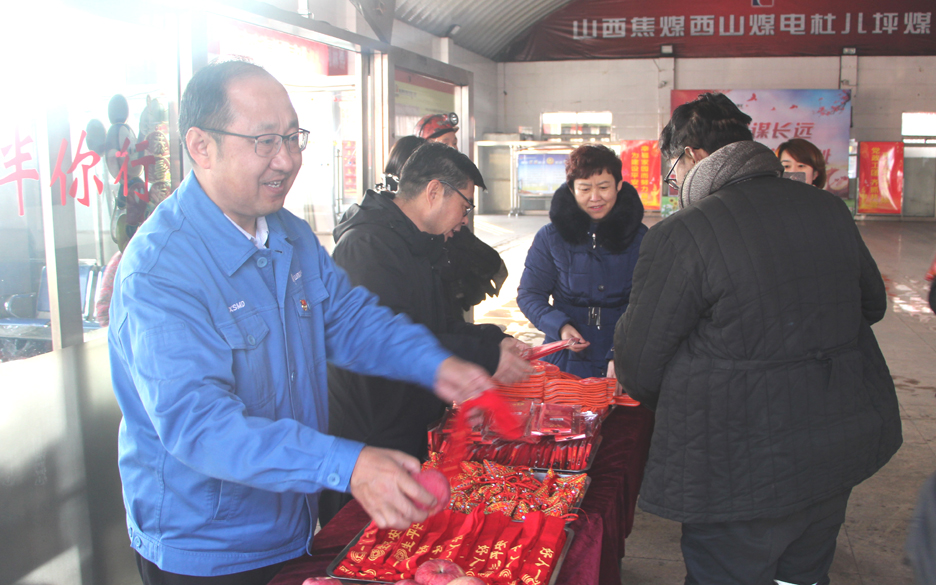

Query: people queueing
left=108, top=60, right=497, bottom=585
left=614, top=92, right=902, bottom=585
left=320, top=141, right=532, bottom=525
left=517, top=144, right=647, bottom=379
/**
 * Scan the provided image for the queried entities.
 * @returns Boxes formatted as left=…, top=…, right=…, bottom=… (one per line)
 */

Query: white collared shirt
left=225, top=215, right=269, bottom=250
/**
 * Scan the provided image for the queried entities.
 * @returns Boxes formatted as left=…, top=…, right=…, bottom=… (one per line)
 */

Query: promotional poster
left=620, top=140, right=661, bottom=211
left=858, top=141, right=904, bottom=214
left=671, top=89, right=852, bottom=198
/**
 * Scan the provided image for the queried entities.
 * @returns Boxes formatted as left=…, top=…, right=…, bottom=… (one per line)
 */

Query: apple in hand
left=414, top=558, right=465, bottom=585
left=448, top=577, right=486, bottom=585
left=302, top=578, right=340, bottom=585
left=411, top=469, right=451, bottom=515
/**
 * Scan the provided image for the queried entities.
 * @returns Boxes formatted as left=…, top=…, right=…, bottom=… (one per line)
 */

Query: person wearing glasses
left=320, top=141, right=532, bottom=524
left=614, top=93, right=899, bottom=585
left=376, top=136, right=509, bottom=324
left=517, top=144, right=647, bottom=379
left=108, top=60, right=498, bottom=585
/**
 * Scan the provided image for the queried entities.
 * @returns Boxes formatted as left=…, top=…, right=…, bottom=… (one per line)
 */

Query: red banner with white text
left=858, top=142, right=904, bottom=214
left=505, top=0, right=935, bottom=60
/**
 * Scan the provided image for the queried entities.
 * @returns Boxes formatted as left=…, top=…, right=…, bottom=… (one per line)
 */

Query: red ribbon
left=524, top=338, right=581, bottom=361
left=440, top=390, right=524, bottom=479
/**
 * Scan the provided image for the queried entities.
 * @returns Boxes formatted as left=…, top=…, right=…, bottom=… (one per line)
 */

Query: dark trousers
left=318, top=489, right=354, bottom=528
left=681, top=490, right=851, bottom=585
left=135, top=552, right=286, bottom=585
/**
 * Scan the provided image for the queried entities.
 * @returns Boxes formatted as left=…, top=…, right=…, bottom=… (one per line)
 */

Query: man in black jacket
left=320, top=142, right=531, bottom=524
left=614, top=93, right=901, bottom=585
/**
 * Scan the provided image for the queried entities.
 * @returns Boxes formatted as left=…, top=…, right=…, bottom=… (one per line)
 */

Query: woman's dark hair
left=384, top=136, right=427, bottom=191
left=565, top=144, right=622, bottom=187
left=777, top=138, right=827, bottom=188
left=179, top=58, right=268, bottom=156
left=659, top=93, right=753, bottom=160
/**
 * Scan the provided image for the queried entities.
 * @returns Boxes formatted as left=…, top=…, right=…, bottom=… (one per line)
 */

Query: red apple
left=448, top=577, right=486, bottom=585
left=302, top=578, right=340, bottom=585
left=414, top=558, right=464, bottom=585
left=412, top=469, right=451, bottom=515
left=395, top=580, right=420, bottom=585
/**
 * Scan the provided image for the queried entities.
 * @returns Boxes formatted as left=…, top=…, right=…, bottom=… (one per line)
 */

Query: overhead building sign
left=505, top=0, right=934, bottom=60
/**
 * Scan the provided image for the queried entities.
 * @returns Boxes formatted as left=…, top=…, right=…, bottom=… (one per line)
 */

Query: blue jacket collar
left=175, top=172, right=299, bottom=276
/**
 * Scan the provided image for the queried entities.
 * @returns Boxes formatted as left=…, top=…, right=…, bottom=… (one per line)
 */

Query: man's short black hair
left=396, top=142, right=486, bottom=200
left=660, top=92, right=754, bottom=160
left=178, top=58, right=269, bottom=156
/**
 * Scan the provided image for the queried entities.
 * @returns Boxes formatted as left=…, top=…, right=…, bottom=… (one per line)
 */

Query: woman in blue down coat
left=518, top=144, right=647, bottom=379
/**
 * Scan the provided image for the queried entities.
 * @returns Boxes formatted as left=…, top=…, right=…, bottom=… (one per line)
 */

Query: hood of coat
left=680, top=141, right=785, bottom=209
left=549, top=181, right=645, bottom=253
left=333, top=189, right=445, bottom=259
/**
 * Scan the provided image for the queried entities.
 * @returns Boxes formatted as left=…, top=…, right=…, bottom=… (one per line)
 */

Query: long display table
left=269, top=405, right=654, bottom=585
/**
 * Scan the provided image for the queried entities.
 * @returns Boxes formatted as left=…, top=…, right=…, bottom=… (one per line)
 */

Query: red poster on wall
left=620, top=140, right=661, bottom=211
left=342, top=140, right=357, bottom=201
left=858, top=141, right=904, bottom=214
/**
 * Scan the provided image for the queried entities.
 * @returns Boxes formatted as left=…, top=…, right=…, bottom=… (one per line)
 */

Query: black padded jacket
left=327, top=190, right=505, bottom=460
left=615, top=165, right=901, bottom=523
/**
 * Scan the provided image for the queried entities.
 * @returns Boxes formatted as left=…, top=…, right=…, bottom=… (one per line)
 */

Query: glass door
left=207, top=15, right=363, bottom=234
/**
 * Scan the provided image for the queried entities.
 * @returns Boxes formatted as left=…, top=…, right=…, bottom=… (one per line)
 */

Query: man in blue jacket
left=109, top=60, right=495, bottom=584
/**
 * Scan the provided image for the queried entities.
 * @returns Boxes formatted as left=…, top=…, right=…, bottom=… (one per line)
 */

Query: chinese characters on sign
left=572, top=12, right=931, bottom=40
left=508, top=0, right=935, bottom=60
left=1, top=129, right=154, bottom=216
left=620, top=141, right=661, bottom=211
left=0, top=130, right=40, bottom=215
left=858, top=141, right=904, bottom=214
left=672, top=90, right=853, bottom=199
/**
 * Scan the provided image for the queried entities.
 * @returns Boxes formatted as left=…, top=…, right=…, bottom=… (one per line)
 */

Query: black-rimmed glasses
left=664, top=152, right=684, bottom=190
left=200, top=128, right=310, bottom=157
left=439, top=180, right=475, bottom=217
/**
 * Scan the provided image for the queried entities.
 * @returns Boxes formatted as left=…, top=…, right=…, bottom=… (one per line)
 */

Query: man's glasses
left=200, top=128, right=310, bottom=157
left=439, top=180, right=475, bottom=217
left=664, top=152, right=684, bottom=190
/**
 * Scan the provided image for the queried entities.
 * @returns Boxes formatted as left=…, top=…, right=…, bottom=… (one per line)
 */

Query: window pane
left=0, top=5, right=180, bottom=362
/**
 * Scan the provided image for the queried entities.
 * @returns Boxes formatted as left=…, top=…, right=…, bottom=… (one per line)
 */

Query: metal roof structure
left=394, top=0, right=573, bottom=61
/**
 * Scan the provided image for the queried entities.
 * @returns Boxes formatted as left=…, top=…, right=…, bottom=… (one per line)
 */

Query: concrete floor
left=469, top=213, right=936, bottom=585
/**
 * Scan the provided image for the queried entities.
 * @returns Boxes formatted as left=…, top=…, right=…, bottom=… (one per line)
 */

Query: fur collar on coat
left=549, top=181, right=645, bottom=253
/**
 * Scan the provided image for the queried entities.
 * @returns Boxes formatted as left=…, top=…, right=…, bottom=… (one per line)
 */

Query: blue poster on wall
left=518, top=153, right=569, bottom=198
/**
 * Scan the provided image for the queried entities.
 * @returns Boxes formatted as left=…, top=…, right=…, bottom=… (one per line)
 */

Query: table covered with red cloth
left=269, top=405, right=654, bottom=585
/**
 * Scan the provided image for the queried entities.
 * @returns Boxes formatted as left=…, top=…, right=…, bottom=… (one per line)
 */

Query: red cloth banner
left=858, top=142, right=904, bottom=214
left=620, top=141, right=661, bottom=211
left=505, top=0, right=935, bottom=60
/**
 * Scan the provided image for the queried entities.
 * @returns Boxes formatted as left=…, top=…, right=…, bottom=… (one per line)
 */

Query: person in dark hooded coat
left=517, top=144, right=646, bottom=379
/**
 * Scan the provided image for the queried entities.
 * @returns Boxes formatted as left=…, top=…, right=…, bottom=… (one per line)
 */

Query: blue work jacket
left=109, top=173, right=450, bottom=576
